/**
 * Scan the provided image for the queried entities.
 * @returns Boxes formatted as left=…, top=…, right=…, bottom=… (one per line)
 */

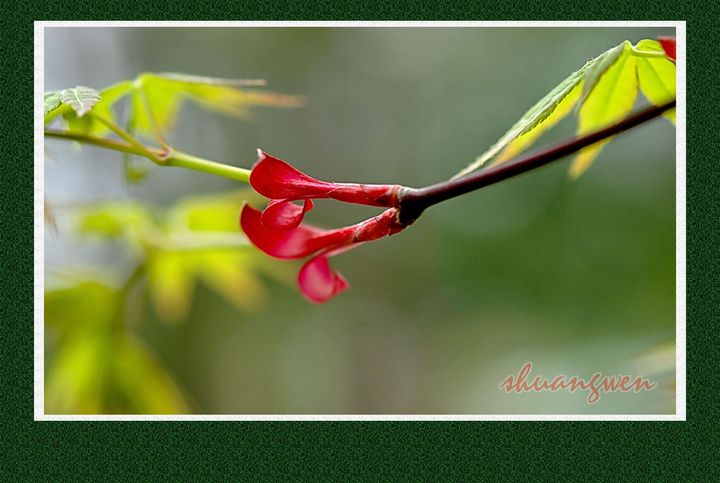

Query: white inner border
left=34, top=20, right=686, bottom=422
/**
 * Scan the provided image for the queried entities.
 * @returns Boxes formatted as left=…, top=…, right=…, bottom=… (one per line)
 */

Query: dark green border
left=2, top=2, right=717, bottom=480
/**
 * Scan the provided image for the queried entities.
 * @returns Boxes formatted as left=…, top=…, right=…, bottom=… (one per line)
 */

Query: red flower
left=250, top=150, right=400, bottom=229
left=658, top=36, right=676, bottom=61
left=241, top=204, right=405, bottom=303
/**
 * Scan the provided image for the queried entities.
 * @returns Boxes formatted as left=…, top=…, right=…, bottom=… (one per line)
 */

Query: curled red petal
left=261, top=199, right=314, bottom=230
left=240, top=204, right=353, bottom=259
left=658, top=36, right=676, bottom=61
left=250, top=150, right=336, bottom=199
left=298, top=252, right=350, bottom=303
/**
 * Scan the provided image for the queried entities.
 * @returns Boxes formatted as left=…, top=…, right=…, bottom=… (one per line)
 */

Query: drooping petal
left=293, top=210, right=405, bottom=303
left=251, top=150, right=401, bottom=207
left=240, top=204, right=353, bottom=259
left=658, top=37, right=676, bottom=61
left=261, top=199, right=314, bottom=230
left=298, top=252, right=350, bottom=303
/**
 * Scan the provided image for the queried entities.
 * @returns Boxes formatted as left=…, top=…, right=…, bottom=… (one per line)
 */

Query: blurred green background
left=44, top=26, right=676, bottom=414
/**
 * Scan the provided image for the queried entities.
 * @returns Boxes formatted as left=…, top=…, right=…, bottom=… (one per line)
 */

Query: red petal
left=250, top=150, right=336, bottom=199
left=251, top=150, right=400, bottom=207
left=353, top=208, right=405, bottom=242
left=658, top=37, right=676, bottom=61
left=240, top=204, right=353, bottom=259
left=261, top=199, right=314, bottom=230
left=298, top=253, right=350, bottom=303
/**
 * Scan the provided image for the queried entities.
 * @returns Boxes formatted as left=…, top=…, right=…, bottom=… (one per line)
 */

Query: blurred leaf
left=128, top=73, right=303, bottom=137
left=167, top=191, right=247, bottom=232
left=632, top=341, right=675, bottom=377
left=46, top=329, right=190, bottom=414
left=195, top=251, right=265, bottom=312
left=75, top=201, right=155, bottom=243
left=45, top=280, right=118, bottom=343
left=44, top=91, right=62, bottom=115
left=71, top=192, right=265, bottom=323
left=153, top=72, right=267, bottom=87
left=45, top=278, right=117, bottom=414
left=147, top=250, right=194, bottom=323
left=635, top=40, right=676, bottom=124
left=46, top=332, right=108, bottom=414
left=147, top=246, right=264, bottom=322
left=570, top=44, right=638, bottom=178
left=44, top=275, right=190, bottom=414
left=112, top=336, right=190, bottom=414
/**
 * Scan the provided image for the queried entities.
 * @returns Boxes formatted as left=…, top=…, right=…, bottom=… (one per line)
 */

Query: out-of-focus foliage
left=75, top=191, right=264, bottom=323
left=129, top=73, right=303, bottom=136
left=45, top=190, right=267, bottom=413
left=457, top=39, right=676, bottom=178
left=45, top=278, right=189, bottom=413
left=44, top=66, right=302, bottom=414
left=45, top=73, right=303, bottom=138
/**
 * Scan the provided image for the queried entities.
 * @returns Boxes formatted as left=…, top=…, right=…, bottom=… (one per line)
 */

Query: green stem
left=165, top=149, right=251, bottom=183
left=45, top=129, right=146, bottom=155
left=87, top=111, right=162, bottom=162
left=44, top=129, right=251, bottom=182
left=137, top=86, right=171, bottom=150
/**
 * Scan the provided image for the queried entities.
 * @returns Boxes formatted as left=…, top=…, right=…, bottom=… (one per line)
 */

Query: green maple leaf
left=455, top=39, right=676, bottom=178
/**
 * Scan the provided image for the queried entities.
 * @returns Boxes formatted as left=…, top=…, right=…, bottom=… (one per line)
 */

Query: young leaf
left=492, top=82, right=583, bottom=166
left=128, top=73, right=304, bottom=138
left=59, top=86, right=101, bottom=117
left=579, top=41, right=629, bottom=106
left=570, top=44, right=638, bottom=178
left=64, top=81, right=133, bottom=136
left=634, top=39, right=676, bottom=124
left=454, top=43, right=628, bottom=178
left=44, top=91, right=62, bottom=115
